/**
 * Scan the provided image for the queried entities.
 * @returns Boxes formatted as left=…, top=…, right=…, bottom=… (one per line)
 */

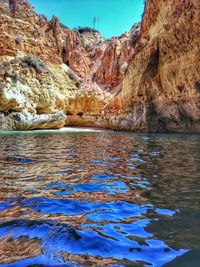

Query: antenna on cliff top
left=93, top=16, right=97, bottom=29
left=97, top=17, right=100, bottom=31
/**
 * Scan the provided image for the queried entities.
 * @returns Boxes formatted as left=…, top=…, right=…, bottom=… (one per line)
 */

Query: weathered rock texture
left=0, top=1, right=92, bottom=129
left=102, top=0, right=200, bottom=132
left=0, top=0, right=199, bottom=132
left=0, top=0, right=136, bottom=130
left=94, top=24, right=140, bottom=93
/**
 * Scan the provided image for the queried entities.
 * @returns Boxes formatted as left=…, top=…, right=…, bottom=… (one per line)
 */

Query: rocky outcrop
left=0, top=0, right=77, bottom=130
left=66, top=94, right=104, bottom=127
left=0, top=0, right=104, bottom=130
left=1, top=0, right=199, bottom=132
left=0, top=111, right=65, bottom=130
left=94, top=24, right=140, bottom=93
left=62, top=30, right=91, bottom=77
left=0, top=55, right=74, bottom=130
left=102, top=0, right=200, bottom=133
left=0, top=0, right=136, bottom=130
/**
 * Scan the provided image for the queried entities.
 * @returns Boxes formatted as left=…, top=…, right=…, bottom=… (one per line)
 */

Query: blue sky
left=29, top=0, right=144, bottom=38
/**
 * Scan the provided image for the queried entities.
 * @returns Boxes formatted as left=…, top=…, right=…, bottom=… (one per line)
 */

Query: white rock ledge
left=0, top=110, right=66, bottom=131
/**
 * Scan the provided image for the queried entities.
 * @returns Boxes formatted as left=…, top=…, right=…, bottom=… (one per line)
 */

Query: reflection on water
left=0, top=131, right=199, bottom=267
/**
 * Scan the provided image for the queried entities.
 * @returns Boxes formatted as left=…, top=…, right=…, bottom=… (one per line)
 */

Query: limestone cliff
left=0, top=0, right=135, bottom=130
left=0, top=0, right=199, bottom=132
left=102, top=0, right=200, bottom=132
left=94, top=24, right=140, bottom=93
left=0, top=1, right=96, bottom=129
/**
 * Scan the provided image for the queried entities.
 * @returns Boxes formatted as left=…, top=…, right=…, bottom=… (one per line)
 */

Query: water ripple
left=0, top=132, right=199, bottom=266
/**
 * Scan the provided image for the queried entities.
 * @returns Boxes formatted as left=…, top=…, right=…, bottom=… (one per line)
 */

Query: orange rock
left=1, top=0, right=199, bottom=132
left=104, top=0, right=200, bottom=132
left=62, top=30, right=91, bottom=77
left=94, top=25, right=140, bottom=92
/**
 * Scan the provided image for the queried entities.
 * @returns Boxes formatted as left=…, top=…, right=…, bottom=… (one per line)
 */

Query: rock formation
left=8, top=0, right=18, bottom=16
left=0, top=0, right=135, bottom=130
left=0, top=0, right=199, bottom=132
left=102, top=0, right=200, bottom=133
left=94, top=24, right=140, bottom=93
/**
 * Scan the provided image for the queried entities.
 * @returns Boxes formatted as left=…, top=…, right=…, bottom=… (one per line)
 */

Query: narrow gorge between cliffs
left=0, top=0, right=199, bottom=132
left=0, top=0, right=200, bottom=266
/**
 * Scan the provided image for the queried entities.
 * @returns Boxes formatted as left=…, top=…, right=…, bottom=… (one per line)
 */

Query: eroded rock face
left=94, top=24, right=140, bottom=93
left=0, top=110, right=66, bottom=130
left=62, top=30, right=91, bottom=77
left=1, top=0, right=199, bottom=132
left=0, top=0, right=106, bottom=130
left=0, top=0, right=137, bottom=130
left=0, top=1, right=62, bottom=63
left=0, top=56, right=73, bottom=130
left=66, top=94, right=104, bottom=127
left=102, top=0, right=200, bottom=132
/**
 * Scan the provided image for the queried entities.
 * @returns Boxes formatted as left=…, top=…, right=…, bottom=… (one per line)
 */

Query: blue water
left=0, top=131, right=199, bottom=266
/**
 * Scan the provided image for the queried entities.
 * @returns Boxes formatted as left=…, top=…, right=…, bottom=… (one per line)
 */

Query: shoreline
left=0, top=126, right=112, bottom=135
left=0, top=127, right=200, bottom=137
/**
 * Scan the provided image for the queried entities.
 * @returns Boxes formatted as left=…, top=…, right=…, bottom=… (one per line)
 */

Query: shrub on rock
left=22, top=54, right=48, bottom=73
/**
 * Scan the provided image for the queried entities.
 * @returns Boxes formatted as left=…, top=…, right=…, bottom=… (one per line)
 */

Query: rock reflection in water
left=0, top=132, right=199, bottom=266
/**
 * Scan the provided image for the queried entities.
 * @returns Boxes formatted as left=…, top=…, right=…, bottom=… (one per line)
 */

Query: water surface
left=0, top=130, right=199, bottom=267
